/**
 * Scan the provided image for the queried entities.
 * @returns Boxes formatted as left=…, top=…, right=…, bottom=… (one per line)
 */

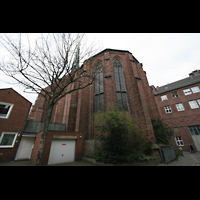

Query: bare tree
left=0, top=33, right=101, bottom=165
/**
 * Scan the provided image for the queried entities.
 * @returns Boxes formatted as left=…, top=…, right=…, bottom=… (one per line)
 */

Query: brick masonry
left=0, top=88, right=32, bottom=161
left=154, top=78, right=200, bottom=151
left=29, top=49, right=161, bottom=162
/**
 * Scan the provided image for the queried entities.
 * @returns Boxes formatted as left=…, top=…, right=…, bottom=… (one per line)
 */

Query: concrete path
left=0, top=160, right=95, bottom=166
left=157, top=151, right=200, bottom=166
left=2, top=152, right=200, bottom=166
left=47, top=161, right=95, bottom=166
left=0, top=160, right=34, bottom=166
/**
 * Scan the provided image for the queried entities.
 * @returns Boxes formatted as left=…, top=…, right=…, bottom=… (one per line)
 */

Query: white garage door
left=48, top=139, right=76, bottom=165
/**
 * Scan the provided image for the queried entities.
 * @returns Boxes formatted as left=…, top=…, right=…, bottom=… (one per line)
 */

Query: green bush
left=151, top=118, right=174, bottom=145
left=93, top=104, right=154, bottom=164
left=175, top=150, right=180, bottom=158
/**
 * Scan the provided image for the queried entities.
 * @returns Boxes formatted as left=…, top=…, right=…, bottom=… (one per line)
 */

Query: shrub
left=151, top=118, right=174, bottom=145
left=93, top=103, right=154, bottom=164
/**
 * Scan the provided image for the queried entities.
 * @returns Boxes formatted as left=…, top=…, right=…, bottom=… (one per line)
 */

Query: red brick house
left=153, top=70, right=200, bottom=152
left=0, top=88, right=32, bottom=162
left=28, top=48, right=161, bottom=165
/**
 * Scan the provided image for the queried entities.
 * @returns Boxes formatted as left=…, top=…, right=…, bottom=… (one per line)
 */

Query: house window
left=0, top=132, right=18, bottom=148
left=188, top=125, right=200, bottom=135
left=183, top=88, right=192, bottom=95
left=189, top=100, right=199, bottom=109
left=161, top=95, right=168, bottom=101
left=95, top=62, right=104, bottom=112
left=172, top=91, right=179, bottom=98
left=197, top=99, right=200, bottom=106
left=176, top=103, right=185, bottom=111
left=191, top=86, right=200, bottom=93
left=164, top=105, right=172, bottom=113
left=0, top=102, right=14, bottom=119
left=114, top=59, right=128, bottom=111
left=175, top=136, right=184, bottom=146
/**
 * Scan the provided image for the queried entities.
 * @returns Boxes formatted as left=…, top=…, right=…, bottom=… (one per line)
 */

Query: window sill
left=0, top=116, right=9, bottom=119
left=0, top=146, right=14, bottom=148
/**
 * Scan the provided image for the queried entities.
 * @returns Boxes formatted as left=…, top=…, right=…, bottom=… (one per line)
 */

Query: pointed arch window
left=114, top=59, right=128, bottom=111
left=95, top=62, right=104, bottom=112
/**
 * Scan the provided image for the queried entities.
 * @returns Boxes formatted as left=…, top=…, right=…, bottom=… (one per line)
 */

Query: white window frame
left=161, top=95, right=168, bottom=101
left=183, top=88, right=192, bottom=95
left=175, top=136, right=184, bottom=146
left=191, top=86, right=200, bottom=93
left=0, top=132, right=18, bottom=148
left=189, top=100, right=199, bottom=109
left=176, top=103, right=185, bottom=111
left=0, top=102, right=14, bottom=119
left=197, top=99, right=200, bottom=106
left=164, top=105, right=172, bottom=113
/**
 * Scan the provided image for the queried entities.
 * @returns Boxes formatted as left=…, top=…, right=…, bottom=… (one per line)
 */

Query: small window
left=172, top=91, right=179, bottom=98
left=175, top=136, right=184, bottom=146
left=191, top=86, right=200, bottom=93
left=189, top=100, right=199, bottom=109
left=164, top=105, right=172, bottom=113
left=176, top=103, right=185, bottom=111
left=197, top=99, right=200, bottom=106
left=183, top=88, right=192, bottom=95
left=0, top=132, right=18, bottom=148
left=161, top=95, right=168, bottom=101
left=0, top=102, right=14, bottom=119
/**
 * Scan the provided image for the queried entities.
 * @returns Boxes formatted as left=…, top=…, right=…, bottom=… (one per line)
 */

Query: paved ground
left=0, top=160, right=95, bottom=166
left=47, top=161, right=95, bottom=166
left=157, top=151, right=200, bottom=166
left=1, top=152, right=200, bottom=166
left=0, top=160, right=35, bottom=166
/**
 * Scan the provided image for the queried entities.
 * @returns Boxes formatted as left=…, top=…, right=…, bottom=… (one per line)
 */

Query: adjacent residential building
left=153, top=70, right=200, bottom=152
left=0, top=88, right=32, bottom=161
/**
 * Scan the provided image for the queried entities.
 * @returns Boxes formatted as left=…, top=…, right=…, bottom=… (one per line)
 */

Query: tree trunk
left=36, top=101, right=54, bottom=166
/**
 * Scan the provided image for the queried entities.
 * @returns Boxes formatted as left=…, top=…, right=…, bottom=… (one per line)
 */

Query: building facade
left=153, top=70, right=200, bottom=152
left=28, top=48, right=161, bottom=164
left=0, top=88, right=32, bottom=161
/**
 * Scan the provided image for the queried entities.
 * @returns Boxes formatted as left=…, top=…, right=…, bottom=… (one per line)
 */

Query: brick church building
left=28, top=48, right=161, bottom=165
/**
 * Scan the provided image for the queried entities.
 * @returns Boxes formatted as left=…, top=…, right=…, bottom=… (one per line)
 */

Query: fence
left=159, top=147, right=176, bottom=163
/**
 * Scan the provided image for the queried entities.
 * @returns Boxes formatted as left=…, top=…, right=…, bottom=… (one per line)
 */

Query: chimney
left=189, top=70, right=200, bottom=77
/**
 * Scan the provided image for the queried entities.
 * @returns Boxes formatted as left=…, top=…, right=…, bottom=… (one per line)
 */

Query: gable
left=0, top=88, right=32, bottom=105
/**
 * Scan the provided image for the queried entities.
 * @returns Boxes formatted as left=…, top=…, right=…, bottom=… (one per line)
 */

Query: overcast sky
left=1, top=33, right=200, bottom=104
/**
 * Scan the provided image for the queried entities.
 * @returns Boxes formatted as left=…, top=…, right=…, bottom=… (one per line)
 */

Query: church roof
left=87, top=48, right=140, bottom=63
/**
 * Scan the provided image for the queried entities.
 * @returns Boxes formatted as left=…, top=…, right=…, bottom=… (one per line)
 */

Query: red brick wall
left=154, top=82, right=200, bottom=151
left=28, top=50, right=158, bottom=139
left=0, top=88, right=31, bottom=161
left=29, top=49, right=159, bottom=143
left=30, top=131, right=42, bottom=164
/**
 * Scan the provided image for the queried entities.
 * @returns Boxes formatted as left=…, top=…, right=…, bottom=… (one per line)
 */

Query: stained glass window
left=95, top=62, right=104, bottom=112
left=114, top=59, right=128, bottom=111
